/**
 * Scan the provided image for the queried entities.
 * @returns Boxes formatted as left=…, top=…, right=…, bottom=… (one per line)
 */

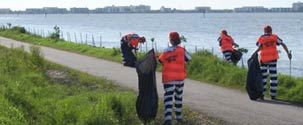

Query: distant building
left=130, top=5, right=151, bottom=13
left=118, top=6, right=131, bottom=13
left=234, top=6, right=268, bottom=12
left=70, top=7, right=89, bottom=14
left=92, top=8, right=104, bottom=13
left=160, top=6, right=172, bottom=13
left=103, top=5, right=119, bottom=13
left=292, top=2, right=303, bottom=12
left=0, top=8, right=12, bottom=14
left=43, top=7, right=67, bottom=14
left=25, top=8, right=44, bottom=14
left=195, top=7, right=211, bottom=13
left=270, top=8, right=292, bottom=12
left=210, top=9, right=233, bottom=13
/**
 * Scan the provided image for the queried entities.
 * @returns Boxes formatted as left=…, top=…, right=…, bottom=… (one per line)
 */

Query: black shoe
left=260, top=95, right=264, bottom=100
left=271, top=96, right=276, bottom=100
left=164, top=120, right=172, bottom=125
left=177, top=119, right=186, bottom=124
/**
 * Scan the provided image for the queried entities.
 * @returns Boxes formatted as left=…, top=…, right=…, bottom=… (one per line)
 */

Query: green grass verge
left=0, top=45, right=219, bottom=124
left=0, top=26, right=302, bottom=103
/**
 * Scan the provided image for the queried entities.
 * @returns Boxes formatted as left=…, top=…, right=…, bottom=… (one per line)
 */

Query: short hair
left=264, top=25, right=272, bottom=33
left=169, top=32, right=181, bottom=45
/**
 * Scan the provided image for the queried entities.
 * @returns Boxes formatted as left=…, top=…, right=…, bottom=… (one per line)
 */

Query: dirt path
left=1, top=36, right=303, bottom=125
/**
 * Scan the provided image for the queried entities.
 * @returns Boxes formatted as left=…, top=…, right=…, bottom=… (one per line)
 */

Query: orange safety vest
left=220, top=34, right=234, bottom=52
left=159, top=46, right=186, bottom=83
left=258, top=34, right=279, bottom=64
left=123, top=34, right=139, bottom=48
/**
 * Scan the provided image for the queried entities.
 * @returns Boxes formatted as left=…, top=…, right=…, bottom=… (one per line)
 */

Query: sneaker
left=177, top=119, right=186, bottom=124
left=260, top=95, right=264, bottom=100
left=164, top=120, right=172, bottom=125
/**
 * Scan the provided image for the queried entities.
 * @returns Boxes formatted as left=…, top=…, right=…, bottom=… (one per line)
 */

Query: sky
left=1, top=0, right=302, bottom=11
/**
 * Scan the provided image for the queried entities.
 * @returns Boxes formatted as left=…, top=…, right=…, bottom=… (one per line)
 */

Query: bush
left=11, top=26, right=27, bottom=33
left=111, top=48, right=121, bottom=56
left=49, top=25, right=60, bottom=41
left=29, top=46, right=44, bottom=70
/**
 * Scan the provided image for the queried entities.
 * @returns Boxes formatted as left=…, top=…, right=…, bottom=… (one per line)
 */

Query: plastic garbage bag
left=231, top=49, right=243, bottom=64
left=135, top=49, right=158, bottom=122
left=246, top=53, right=263, bottom=100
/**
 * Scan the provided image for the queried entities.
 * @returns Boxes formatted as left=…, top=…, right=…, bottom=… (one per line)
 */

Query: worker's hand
left=153, top=54, right=159, bottom=58
left=288, top=53, right=292, bottom=60
left=234, top=43, right=239, bottom=48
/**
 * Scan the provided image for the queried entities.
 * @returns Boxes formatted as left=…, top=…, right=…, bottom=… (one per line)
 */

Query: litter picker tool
left=289, top=50, right=292, bottom=77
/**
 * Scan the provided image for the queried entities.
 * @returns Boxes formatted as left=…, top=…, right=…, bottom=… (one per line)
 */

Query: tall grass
left=187, top=50, right=303, bottom=103
left=0, top=27, right=302, bottom=103
left=0, top=45, right=140, bottom=124
left=0, top=45, right=208, bottom=124
left=187, top=51, right=247, bottom=90
left=0, top=27, right=122, bottom=62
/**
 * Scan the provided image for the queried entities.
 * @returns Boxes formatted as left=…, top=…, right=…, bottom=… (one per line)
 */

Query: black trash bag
left=121, top=42, right=137, bottom=67
left=246, top=53, right=263, bottom=100
left=231, top=49, right=243, bottom=64
left=135, top=49, right=158, bottom=122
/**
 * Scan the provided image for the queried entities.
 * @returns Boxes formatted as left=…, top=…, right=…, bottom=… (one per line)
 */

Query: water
left=0, top=13, right=302, bottom=76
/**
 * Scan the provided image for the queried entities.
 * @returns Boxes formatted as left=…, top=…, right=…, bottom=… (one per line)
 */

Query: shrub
left=29, top=46, right=44, bottom=70
left=49, top=25, right=60, bottom=41
left=11, top=26, right=26, bottom=33
left=111, top=48, right=121, bottom=56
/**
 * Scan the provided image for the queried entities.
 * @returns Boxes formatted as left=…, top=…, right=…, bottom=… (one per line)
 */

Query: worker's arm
left=233, top=42, right=239, bottom=48
left=253, top=46, right=261, bottom=56
left=253, top=40, right=261, bottom=55
left=281, top=42, right=292, bottom=60
left=217, top=37, right=222, bottom=46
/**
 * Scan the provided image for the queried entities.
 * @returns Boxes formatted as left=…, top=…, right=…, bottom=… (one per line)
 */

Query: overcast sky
left=1, top=0, right=302, bottom=10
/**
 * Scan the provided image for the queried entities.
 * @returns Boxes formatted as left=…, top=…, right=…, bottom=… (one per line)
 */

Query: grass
left=0, top=44, right=220, bottom=124
left=0, top=26, right=302, bottom=104
left=187, top=50, right=303, bottom=103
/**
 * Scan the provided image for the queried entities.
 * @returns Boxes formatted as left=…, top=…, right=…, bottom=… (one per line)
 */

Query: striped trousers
left=260, top=60, right=278, bottom=97
left=222, top=50, right=232, bottom=63
left=163, top=81, right=184, bottom=122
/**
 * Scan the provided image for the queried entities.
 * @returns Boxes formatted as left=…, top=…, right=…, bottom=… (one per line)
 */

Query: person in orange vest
left=217, top=29, right=239, bottom=63
left=253, top=25, right=292, bottom=100
left=159, top=32, right=191, bottom=125
left=120, top=33, right=146, bottom=67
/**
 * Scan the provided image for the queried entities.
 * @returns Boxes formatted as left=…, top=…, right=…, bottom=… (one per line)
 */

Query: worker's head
left=169, top=32, right=181, bottom=46
left=264, top=25, right=272, bottom=34
left=221, top=29, right=228, bottom=35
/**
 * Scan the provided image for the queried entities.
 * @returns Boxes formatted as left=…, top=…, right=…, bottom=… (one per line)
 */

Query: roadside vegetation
left=0, top=45, right=217, bottom=124
left=0, top=26, right=302, bottom=103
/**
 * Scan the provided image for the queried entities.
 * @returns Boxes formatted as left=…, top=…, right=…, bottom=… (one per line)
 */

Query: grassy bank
left=0, top=26, right=302, bottom=103
left=187, top=51, right=303, bottom=102
left=0, top=45, right=220, bottom=124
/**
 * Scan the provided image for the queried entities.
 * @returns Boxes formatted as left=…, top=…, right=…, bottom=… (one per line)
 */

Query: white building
left=292, top=2, right=303, bottom=12
left=270, top=8, right=292, bottom=12
left=25, top=8, right=44, bottom=14
left=160, top=6, right=172, bottom=13
left=130, top=5, right=151, bottom=13
left=234, top=6, right=268, bottom=12
left=0, top=8, right=12, bottom=14
left=70, top=8, right=89, bottom=14
left=43, top=7, right=67, bottom=14
left=195, top=7, right=211, bottom=13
